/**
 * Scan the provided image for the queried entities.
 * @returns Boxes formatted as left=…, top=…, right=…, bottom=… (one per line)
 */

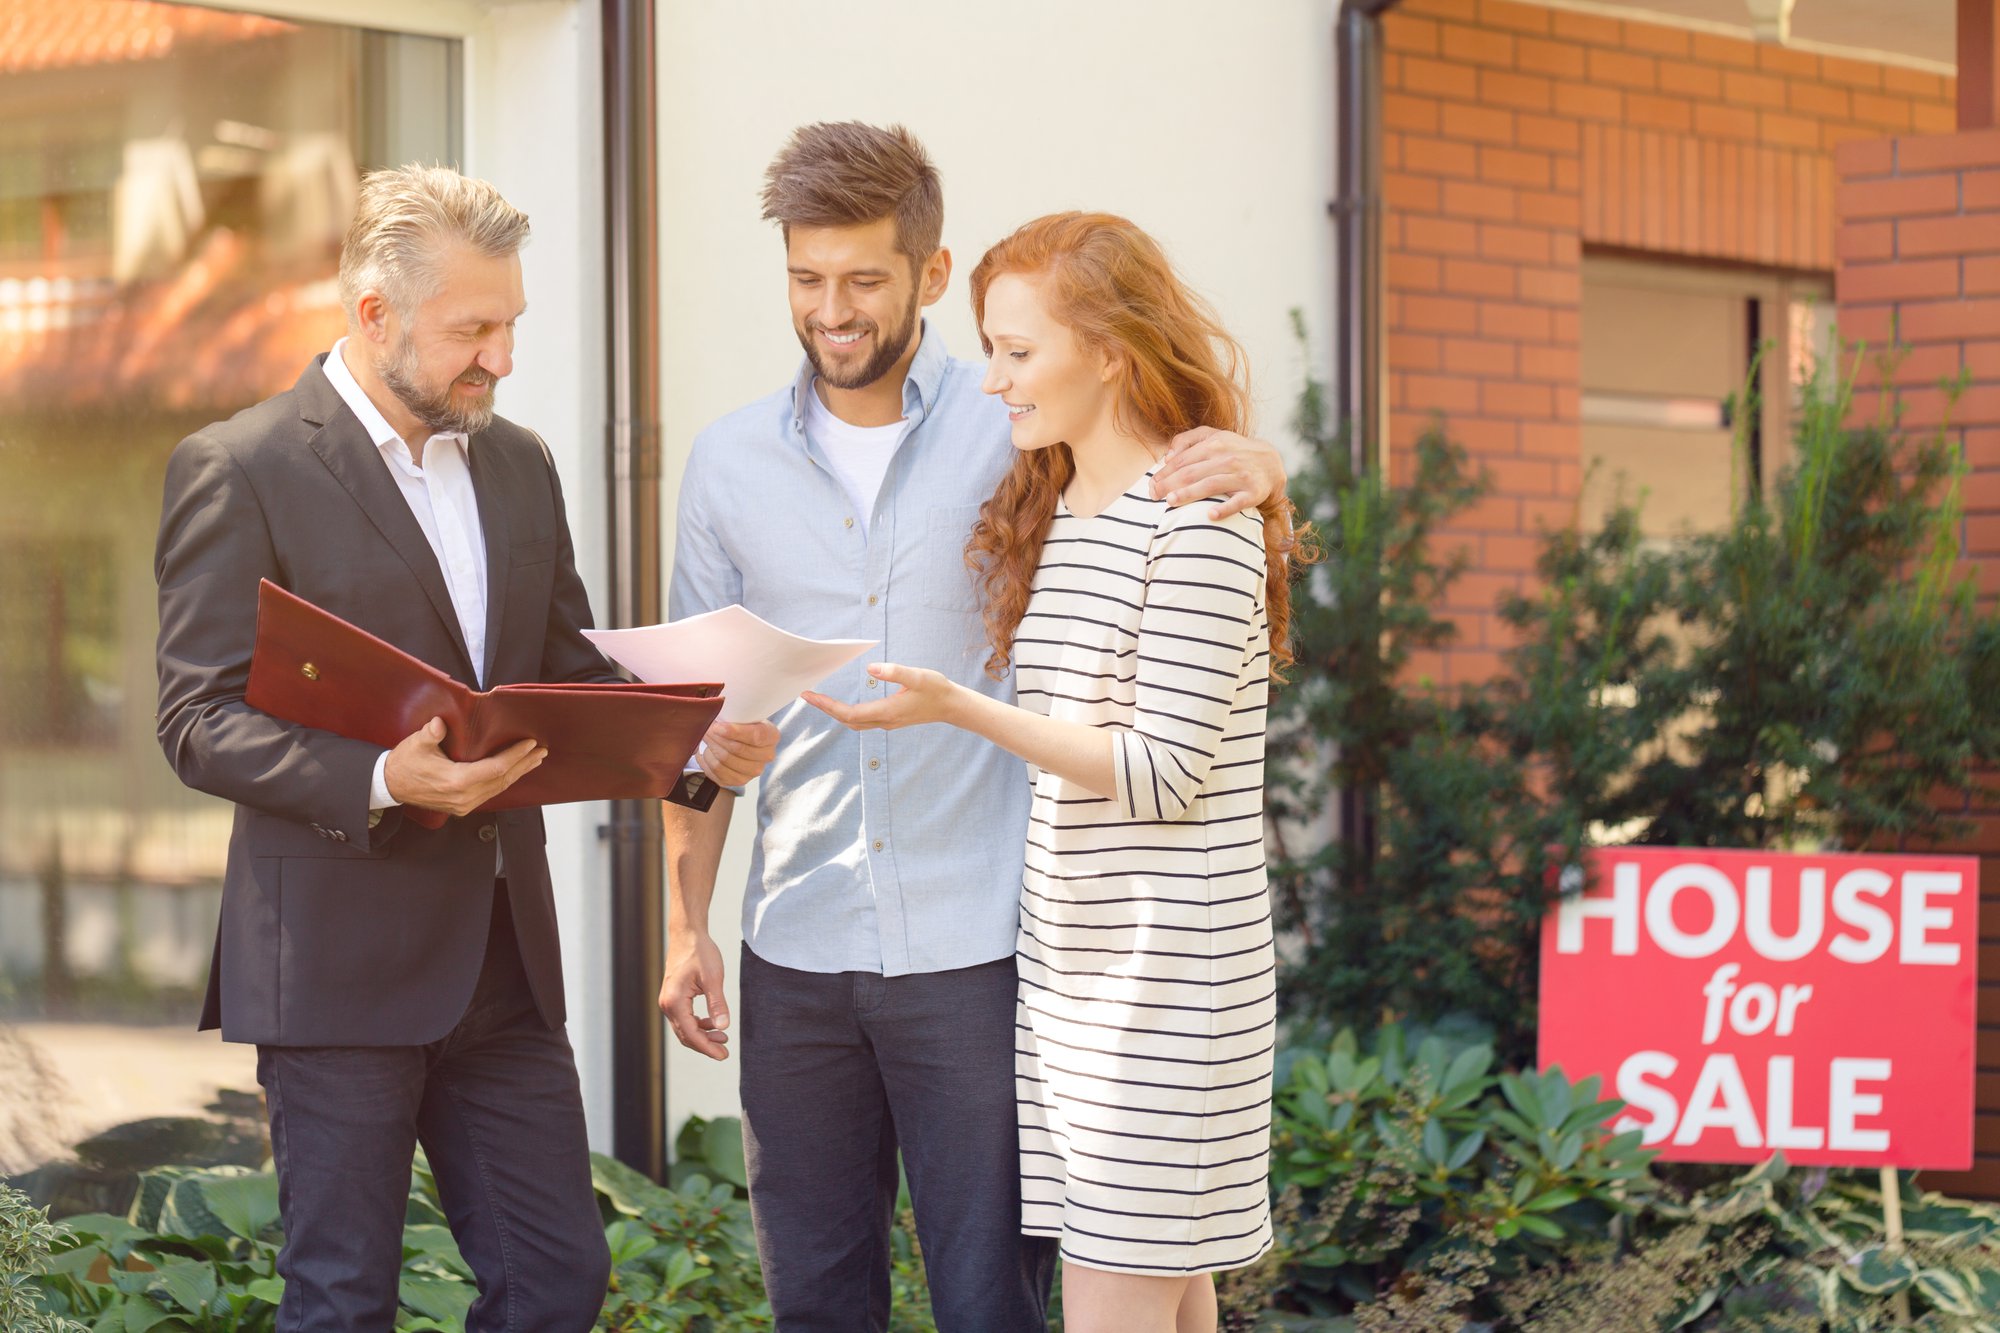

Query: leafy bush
left=1270, top=324, right=2000, bottom=1063
left=19, top=1116, right=948, bottom=1332
left=2, top=1183, right=83, bottom=1333
left=1496, top=1157, right=2000, bottom=1332
left=1223, top=1022, right=1652, bottom=1325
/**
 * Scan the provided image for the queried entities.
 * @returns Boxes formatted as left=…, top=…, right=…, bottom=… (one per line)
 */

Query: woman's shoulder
left=1148, top=495, right=1266, bottom=553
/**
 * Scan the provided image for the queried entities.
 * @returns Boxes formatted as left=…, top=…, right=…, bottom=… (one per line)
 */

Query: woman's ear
left=1098, top=346, right=1123, bottom=385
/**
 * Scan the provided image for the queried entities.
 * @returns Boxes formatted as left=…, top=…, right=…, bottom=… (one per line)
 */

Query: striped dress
left=1012, top=466, right=1276, bottom=1276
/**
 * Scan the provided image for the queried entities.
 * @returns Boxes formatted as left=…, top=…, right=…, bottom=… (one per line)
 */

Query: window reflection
left=0, top=0, right=458, bottom=1212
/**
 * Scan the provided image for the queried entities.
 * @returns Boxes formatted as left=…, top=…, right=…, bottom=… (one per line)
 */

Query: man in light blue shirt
left=660, top=122, right=1286, bottom=1331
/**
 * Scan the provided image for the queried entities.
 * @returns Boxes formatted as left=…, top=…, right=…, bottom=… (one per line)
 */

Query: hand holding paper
left=584, top=606, right=874, bottom=722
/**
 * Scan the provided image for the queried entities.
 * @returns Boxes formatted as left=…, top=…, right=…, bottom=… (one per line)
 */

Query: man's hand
left=384, top=716, right=544, bottom=817
left=1152, top=426, right=1290, bottom=521
left=695, top=720, right=780, bottom=788
left=660, top=932, right=730, bottom=1060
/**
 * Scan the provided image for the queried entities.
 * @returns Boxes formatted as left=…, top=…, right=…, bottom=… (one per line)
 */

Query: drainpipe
left=1334, top=0, right=1397, bottom=477
left=602, top=0, right=667, bottom=1179
left=1333, top=0, right=1398, bottom=865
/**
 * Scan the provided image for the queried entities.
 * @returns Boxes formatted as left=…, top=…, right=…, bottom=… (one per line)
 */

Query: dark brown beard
left=798, top=290, right=921, bottom=391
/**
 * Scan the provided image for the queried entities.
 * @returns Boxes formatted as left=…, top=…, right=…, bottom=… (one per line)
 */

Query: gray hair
left=337, top=164, right=530, bottom=320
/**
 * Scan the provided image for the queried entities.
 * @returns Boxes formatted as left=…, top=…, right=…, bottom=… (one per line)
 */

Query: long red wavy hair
left=965, top=211, right=1311, bottom=680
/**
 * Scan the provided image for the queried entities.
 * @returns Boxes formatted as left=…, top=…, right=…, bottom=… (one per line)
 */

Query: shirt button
left=844, top=517, right=854, bottom=529
left=866, top=677, right=879, bottom=689
left=478, top=823, right=498, bottom=843
left=867, top=594, right=878, bottom=606
left=868, top=758, right=880, bottom=770
left=873, top=840, right=884, bottom=852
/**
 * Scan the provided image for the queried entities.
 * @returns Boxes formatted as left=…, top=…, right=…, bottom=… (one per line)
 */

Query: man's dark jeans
left=739, top=944, right=1056, bottom=1331
left=257, top=884, right=608, bottom=1332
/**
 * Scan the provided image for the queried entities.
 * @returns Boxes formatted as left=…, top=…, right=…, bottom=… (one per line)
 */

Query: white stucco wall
left=655, top=0, right=1340, bottom=1138
left=199, top=0, right=1339, bottom=1158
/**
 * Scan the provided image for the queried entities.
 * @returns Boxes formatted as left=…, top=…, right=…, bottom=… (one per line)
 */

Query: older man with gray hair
left=154, top=164, right=774, bottom=1332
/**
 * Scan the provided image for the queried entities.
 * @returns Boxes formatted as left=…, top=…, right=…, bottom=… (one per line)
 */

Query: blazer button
left=331, top=829, right=348, bottom=842
left=478, top=823, right=498, bottom=843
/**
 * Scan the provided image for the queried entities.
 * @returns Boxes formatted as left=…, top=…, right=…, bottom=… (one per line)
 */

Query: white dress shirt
left=322, top=339, right=488, bottom=811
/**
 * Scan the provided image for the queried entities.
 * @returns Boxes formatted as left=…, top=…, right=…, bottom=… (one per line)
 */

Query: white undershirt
left=803, top=378, right=906, bottom=535
left=322, top=338, right=488, bottom=812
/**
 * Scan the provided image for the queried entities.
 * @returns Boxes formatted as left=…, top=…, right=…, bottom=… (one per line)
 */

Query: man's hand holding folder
left=246, top=580, right=731, bottom=828
left=384, top=717, right=547, bottom=820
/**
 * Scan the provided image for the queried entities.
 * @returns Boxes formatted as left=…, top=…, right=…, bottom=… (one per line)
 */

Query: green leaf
left=1514, top=1213, right=1563, bottom=1239
left=158, top=1170, right=250, bottom=1241
left=604, top=1219, right=658, bottom=1270
left=1421, top=1117, right=1448, bottom=1166
left=1523, top=1188, right=1581, bottom=1213
left=1441, top=1044, right=1492, bottom=1095
left=1499, top=1073, right=1542, bottom=1125
left=1446, top=1130, right=1485, bottom=1171
left=1916, top=1267, right=1978, bottom=1315
left=590, top=1152, right=672, bottom=1217
left=1844, top=1245, right=1915, bottom=1294
left=199, top=1174, right=281, bottom=1242
left=150, top=1260, right=218, bottom=1315
left=662, top=1247, right=703, bottom=1294
left=1604, top=1129, right=1647, bottom=1157
left=398, top=1273, right=475, bottom=1325
left=115, top=1301, right=178, bottom=1333
left=1538, top=1072, right=1573, bottom=1125
left=245, top=1276, right=286, bottom=1305
left=58, top=1215, right=148, bottom=1247
left=701, top=1117, right=749, bottom=1190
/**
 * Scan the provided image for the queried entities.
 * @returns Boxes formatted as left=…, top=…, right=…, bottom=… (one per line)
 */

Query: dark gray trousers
left=739, top=945, right=1056, bottom=1332
left=256, top=884, right=608, bottom=1333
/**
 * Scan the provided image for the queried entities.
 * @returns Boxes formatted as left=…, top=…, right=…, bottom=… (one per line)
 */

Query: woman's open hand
left=803, top=662, right=960, bottom=731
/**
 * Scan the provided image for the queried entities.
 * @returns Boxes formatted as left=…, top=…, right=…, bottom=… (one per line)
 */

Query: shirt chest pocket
left=918, top=505, right=983, bottom=612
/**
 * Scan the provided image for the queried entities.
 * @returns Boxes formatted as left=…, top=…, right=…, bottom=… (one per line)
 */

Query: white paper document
left=584, top=606, right=875, bottom=723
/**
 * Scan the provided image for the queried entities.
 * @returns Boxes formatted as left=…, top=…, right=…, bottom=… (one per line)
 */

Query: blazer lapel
left=295, top=358, right=480, bottom=683
left=468, top=431, right=512, bottom=685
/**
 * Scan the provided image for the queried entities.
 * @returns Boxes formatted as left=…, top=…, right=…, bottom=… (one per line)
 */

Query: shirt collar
left=325, top=338, right=468, bottom=464
left=787, top=319, right=949, bottom=436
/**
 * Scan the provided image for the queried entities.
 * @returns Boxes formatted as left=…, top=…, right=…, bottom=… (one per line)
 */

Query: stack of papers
left=584, top=606, right=875, bottom=722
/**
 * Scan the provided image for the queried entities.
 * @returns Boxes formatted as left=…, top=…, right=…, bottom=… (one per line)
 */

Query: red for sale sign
left=1539, top=847, right=1978, bottom=1168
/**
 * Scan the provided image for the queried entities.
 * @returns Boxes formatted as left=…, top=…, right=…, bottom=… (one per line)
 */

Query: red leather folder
left=245, top=579, right=724, bottom=829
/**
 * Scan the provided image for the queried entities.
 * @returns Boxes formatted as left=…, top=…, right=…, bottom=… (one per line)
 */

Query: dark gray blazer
left=156, top=355, right=688, bottom=1046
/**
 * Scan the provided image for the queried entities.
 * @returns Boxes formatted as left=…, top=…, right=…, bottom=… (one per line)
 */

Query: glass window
left=0, top=0, right=459, bottom=1207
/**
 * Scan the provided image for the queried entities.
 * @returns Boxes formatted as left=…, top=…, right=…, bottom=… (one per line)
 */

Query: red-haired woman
left=807, top=212, right=1307, bottom=1333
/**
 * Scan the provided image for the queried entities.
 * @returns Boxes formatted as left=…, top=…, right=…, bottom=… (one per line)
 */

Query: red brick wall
left=1835, top=128, right=2000, bottom=1197
left=1382, top=0, right=1955, bottom=685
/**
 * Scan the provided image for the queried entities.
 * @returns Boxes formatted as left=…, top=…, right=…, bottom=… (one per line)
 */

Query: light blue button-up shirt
left=669, top=326, right=1029, bottom=976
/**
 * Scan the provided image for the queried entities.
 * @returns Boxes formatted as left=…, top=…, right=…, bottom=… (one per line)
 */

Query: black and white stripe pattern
left=1012, top=472, right=1275, bottom=1276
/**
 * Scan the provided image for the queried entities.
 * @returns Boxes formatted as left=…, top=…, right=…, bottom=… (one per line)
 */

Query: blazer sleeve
left=155, top=431, right=398, bottom=848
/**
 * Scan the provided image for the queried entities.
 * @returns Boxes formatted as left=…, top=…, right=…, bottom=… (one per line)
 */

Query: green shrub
left=1497, top=1157, right=2000, bottom=1332
left=1271, top=322, right=2000, bottom=1065
left=1227, top=1022, right=1652, bottom=1325
left=2, top=1183, right=84, bottom=1333
left=22, top=1116, right=947, bottom=1332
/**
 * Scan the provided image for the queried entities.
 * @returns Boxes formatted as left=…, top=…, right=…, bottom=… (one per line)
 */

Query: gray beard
left=378, top=337, right=496, bottom=436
